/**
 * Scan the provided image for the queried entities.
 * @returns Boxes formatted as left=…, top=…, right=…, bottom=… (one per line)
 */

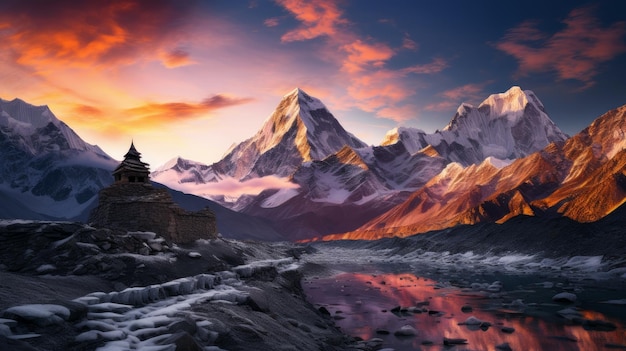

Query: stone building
left=90, top=142, right=217, bottom=243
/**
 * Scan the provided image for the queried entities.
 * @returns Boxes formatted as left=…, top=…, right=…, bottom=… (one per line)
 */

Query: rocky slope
left=327, top=103, right=626, bottom=240
left=0, top=220, right=380, bottom=351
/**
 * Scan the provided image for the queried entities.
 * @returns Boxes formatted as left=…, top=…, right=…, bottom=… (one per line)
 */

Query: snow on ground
left=304, top=244, right=625, bottom=281
left=0, top=256, right=301, bottom=350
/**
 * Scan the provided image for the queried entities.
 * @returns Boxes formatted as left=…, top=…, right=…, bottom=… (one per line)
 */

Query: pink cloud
left=264, top=17, right=280, bottom=27
left=496, top=6, right=626, bottom=89
left=425, top=82, right=490, bottom=111
left=275, top=0, right=448, bottom=123
left=402, top=57, right=448, bottom=74
left=402, top=33, right=418, bottom=51
left=160, top=48, right=195, bottom=68
left=341, top=40, right=395, bottom=73
left=277, top=0, right=347, bottom=42
left=424, top=101, right=457, bottom=112
left=162, top=175, right=299, bottom=198
left=377, top=104, right=418, bottom=122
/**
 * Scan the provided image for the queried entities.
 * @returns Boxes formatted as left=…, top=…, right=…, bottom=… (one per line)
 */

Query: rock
left=128, top=231, right=157, bottom=241
left=0, top=318, right=18, bottom=328
left=583, top=319, right=617, bottom=331
left=245, top=290, right=270, bottom=312
left=0, top=335, right=40, bottom=351
left=487, top=281, right=503, bottom=292
left=188, top=252, right=202, bottom=258
left=52, top=300, right=88, bottom=321
left=232, top=324, right=264, bottom=342
left=318, top=306, right=331, bottom=317
left=160, top=331, right=203, bottom=351
left=298, top=323, right=312, bottom=333
left=394, top=324, right=417, bottom=337
left=552, top=292, right=577, bottom=303
left=148, top=241, right=164, bottom=252
left=604, top=343, right=626, bottom=349
left=501, top=326, right=515, bottom=333
left=167, top=316, right=198, bottom=335
left=2, top=304, right=70, bottom=327
left=139, top=246, right=151, bottom=256
left=459, top=316, right=483, bottom=325
left=459, top=316, right=491, bottom=331
left=0, top=324, right=10, bottom=337
left=444, top=337, right=468, bottom=345
left=461, top=305, right=473, bottom=313
left=496, top=342, right=513, bottom=351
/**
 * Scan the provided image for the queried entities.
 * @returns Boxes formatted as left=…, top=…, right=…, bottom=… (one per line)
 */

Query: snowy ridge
left=0, top=98, right=108, bottom=155
left=382, top=86, right=568, bottom=166
left=0, top=97, right=117, bottom=221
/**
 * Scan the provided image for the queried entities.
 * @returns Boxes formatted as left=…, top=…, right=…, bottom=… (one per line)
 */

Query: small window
left=129, top=176, right=136, bottom=183
left=138, top=176, right=144, bottom=183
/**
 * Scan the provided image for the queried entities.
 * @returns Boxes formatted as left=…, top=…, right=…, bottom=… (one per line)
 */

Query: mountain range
left=0, top=98, right=283, bottom=241
left=153, top=86, right=592, bottom=240
left=2, top=87, right=625, bottom=242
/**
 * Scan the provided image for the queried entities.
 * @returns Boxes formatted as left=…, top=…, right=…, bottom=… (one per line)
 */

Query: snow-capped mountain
left=153, top=88, right=366, bottom=186
left=154, top=86, right=570, bottom=240
left=326, top=103, right=626, bottom=241
left=0, top=98, right=117, bottom=219
left=218, top=87, right=367, bottom=179
left=380, top=86, right=568, bottom=166
left=0, top=97, right=285, bottom=240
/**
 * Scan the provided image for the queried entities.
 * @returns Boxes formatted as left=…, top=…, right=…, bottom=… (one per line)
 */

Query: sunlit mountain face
left=324, top=103, right=626, bottom=241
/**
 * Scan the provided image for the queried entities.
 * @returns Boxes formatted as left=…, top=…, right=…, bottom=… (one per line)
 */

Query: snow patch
left=261, top=188, right=299, bottom=208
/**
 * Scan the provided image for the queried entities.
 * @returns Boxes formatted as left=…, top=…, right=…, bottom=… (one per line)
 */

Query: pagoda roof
left=113, top=142, right=150, bottom=175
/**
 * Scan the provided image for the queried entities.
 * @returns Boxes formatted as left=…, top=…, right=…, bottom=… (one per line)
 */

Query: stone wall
left=89, top=183, right=217, bottom=243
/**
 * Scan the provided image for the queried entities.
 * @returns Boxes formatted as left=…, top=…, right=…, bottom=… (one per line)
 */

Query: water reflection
left=303, top=272, right=626, bottom=350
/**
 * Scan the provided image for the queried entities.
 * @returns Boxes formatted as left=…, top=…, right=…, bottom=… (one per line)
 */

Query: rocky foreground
left=0, top=221, right=379, bottom=351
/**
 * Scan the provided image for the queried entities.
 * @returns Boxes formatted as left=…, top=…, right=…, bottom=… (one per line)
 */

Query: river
left=302, top=245, right=626, bottom=350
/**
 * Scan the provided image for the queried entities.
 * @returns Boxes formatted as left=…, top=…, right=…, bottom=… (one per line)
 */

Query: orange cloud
left=72, top=104, right=104, bottom=117
left=63, top=94, right=253, bottom=137
left=496, top=6, right=626, bottom=89
left=125, top=95, right=254, bottom=124
left=277, top=0, right=347, bottom=42
left=342, top=40, right=395, bottom=73
left=0, top=0, right=197, bottom=73
left=160, top=48, right=195, bottom=68
left=274, top=0, right=448, bottom=123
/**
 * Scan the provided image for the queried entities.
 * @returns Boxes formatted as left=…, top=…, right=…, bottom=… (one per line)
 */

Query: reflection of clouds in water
left=304, top=271, right=626, bottom=351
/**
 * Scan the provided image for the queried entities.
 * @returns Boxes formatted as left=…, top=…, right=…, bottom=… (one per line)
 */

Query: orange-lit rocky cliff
left=326, top=104, right=626, bottom=241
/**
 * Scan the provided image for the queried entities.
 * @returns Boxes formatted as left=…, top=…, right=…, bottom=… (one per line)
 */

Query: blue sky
left=1, top=0, right=625, bottom=167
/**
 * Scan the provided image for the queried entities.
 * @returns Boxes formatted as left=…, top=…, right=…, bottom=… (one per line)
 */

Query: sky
left=1, top=0, right=625, bottom=168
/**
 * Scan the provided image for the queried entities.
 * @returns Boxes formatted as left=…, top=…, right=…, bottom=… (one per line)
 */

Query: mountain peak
left=285, top=87, right=307, bottom=97
left=477, top=86, right=546, bottom=124
left=437, top=87, right=567, bottom=164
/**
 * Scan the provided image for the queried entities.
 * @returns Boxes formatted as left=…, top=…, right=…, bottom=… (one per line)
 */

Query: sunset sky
left=1, top=0, right=625, bottom=168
